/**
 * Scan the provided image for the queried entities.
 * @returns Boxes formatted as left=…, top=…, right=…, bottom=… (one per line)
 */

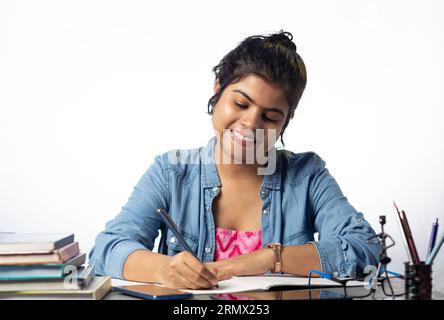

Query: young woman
left=89, top=30, right=380, bottom=289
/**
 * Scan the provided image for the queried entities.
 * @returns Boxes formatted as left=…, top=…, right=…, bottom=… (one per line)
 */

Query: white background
left=1, top=0, right=443, bottom=292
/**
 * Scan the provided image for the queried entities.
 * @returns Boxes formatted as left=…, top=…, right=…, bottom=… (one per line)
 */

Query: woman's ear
left=214, top=79, right=220, bottom=94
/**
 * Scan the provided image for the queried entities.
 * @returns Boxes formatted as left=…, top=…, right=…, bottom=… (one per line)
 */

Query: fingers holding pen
left=162, top=252, right=218, bottom=289
left=182, top=252, right=219, bottom=287
left=155, top=208, right=218, bottom=288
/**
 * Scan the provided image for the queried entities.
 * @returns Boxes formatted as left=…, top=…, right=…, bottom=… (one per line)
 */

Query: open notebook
left=112, top=274, right=365, bottom=296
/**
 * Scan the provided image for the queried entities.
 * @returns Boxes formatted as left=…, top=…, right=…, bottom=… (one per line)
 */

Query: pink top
left=214, top=227, right=262, bottom=300
left=214, top=227, right=262, bottom=261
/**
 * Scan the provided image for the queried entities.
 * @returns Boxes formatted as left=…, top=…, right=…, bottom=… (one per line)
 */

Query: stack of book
left=0, top=232, right=111, bottom=300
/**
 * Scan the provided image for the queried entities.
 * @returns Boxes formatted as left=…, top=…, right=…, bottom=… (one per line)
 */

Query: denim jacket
left=89, top=137, right=381, bottom=280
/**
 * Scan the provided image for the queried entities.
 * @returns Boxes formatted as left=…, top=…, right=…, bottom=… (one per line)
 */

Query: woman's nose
left=240, top=107, right=263, bottom=129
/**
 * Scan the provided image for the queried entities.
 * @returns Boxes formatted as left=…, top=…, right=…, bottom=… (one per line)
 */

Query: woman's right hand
left=160, top=251, right=219, bottom=289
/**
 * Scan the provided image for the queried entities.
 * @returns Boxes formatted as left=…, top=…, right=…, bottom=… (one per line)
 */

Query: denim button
left=333, top=271, right=339, bottom=277
left=170, top=236, right=176, bottom=244
left=212, top=187, right=219, bottom=193
left=263, top=209, right=270, bottom=215
left=205, top=247, right=212, bottom=254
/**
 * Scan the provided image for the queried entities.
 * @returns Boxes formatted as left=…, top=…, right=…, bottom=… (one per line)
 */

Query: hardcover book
left=0, top=232, right=75, bottom=255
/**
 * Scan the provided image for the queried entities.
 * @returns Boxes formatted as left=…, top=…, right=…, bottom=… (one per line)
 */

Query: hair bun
left=265, top=30, right=297, bottom=51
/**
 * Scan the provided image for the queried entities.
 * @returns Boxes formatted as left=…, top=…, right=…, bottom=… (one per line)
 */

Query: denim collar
left=201, top=136, right=281, bottom=190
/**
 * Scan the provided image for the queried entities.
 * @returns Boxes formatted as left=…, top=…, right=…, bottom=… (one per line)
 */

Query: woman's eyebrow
left=232, top=89, right=286, bottom=117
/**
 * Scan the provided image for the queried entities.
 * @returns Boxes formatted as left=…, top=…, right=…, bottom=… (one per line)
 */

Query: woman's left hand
left=205, top=247, right=275, bottom=281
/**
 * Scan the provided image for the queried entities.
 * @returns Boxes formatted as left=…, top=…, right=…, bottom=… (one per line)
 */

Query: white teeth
left=233, top=130, right=254, bottom=142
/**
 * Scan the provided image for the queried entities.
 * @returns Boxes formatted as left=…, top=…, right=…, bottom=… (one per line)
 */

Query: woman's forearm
left=123, top=249, right=219, bottom=289
left=207, top=243, right=322, bottom=280
left=281, top=244, right=321, bottom=276
left=122, top=249, right=171, bottom=283
left=122, top=243, right=321, bottom=284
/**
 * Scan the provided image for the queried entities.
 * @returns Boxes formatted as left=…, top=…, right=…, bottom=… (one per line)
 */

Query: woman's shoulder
left=277, top=149, right=327, bottom=182
left=158, top=137, right=216, bottom=167
left=279, top=149, right=326, bottom=167
left=152, top=140, right=212, bottom=180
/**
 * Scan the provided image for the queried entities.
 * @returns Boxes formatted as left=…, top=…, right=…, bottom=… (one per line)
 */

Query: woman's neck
left=213, top=148, right=264, bottom=182
left=215, top=161, right=261, bottom=180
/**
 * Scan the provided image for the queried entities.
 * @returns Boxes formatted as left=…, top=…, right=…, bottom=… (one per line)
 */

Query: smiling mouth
left=233, top=129, right=255, bottom=141
left=229, top=129, right=256, bottom=146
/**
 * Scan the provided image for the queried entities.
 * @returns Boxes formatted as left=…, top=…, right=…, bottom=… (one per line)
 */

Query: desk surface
left=104, top=279, right=444, bottom=300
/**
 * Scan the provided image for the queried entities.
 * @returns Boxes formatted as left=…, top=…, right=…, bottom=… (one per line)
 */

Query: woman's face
left=212, top=74, right=289, bottom=165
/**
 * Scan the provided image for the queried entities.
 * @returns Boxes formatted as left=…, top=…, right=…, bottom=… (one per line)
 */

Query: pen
left=155, top=208, right=219, bottom=288
left=426, top=218, right=439, bottom=260
left=155, top=208, right=199, bottom=259
left=400, top=209, right=421, bottom=263
left=393, top=201, right=413, bottom=263
left=426, top=231, right=444, bottom=265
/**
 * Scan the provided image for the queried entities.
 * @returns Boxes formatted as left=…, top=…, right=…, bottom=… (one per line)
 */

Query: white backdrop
left=1, top=0, right=443, bottom=292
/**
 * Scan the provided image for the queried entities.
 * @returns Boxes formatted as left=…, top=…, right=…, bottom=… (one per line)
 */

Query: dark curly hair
left=207, top=30, right=307, bottom=146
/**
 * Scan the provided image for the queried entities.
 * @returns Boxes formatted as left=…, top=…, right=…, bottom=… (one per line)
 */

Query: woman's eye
left=234, top=102, right=280, bottom=122
left=263, top=116, right=274, bottom=122
left=263, top=114, right=279, bottom=122
left=235, top=102, right=248, bottom=109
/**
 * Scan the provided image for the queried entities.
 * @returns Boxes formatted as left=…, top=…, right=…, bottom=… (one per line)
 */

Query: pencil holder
left=404, top=261, right=432, bottom=300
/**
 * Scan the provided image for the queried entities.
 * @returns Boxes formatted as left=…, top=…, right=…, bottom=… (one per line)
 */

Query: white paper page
left=241, top=275, right=364, bottom=289
left=111, top=278, right=158, bottom=287
left=183, top=275, right=365, bottom=295
left=182, top=276, right=263, bottom=295
left=111, top=275, right=365, bottom=296
left=111, top=277, right=260, bottom=295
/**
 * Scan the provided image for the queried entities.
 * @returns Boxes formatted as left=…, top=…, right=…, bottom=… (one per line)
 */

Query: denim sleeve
left=88, top=154, right=169, bottom=279
left=307, top=155, right=381, bottom=278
